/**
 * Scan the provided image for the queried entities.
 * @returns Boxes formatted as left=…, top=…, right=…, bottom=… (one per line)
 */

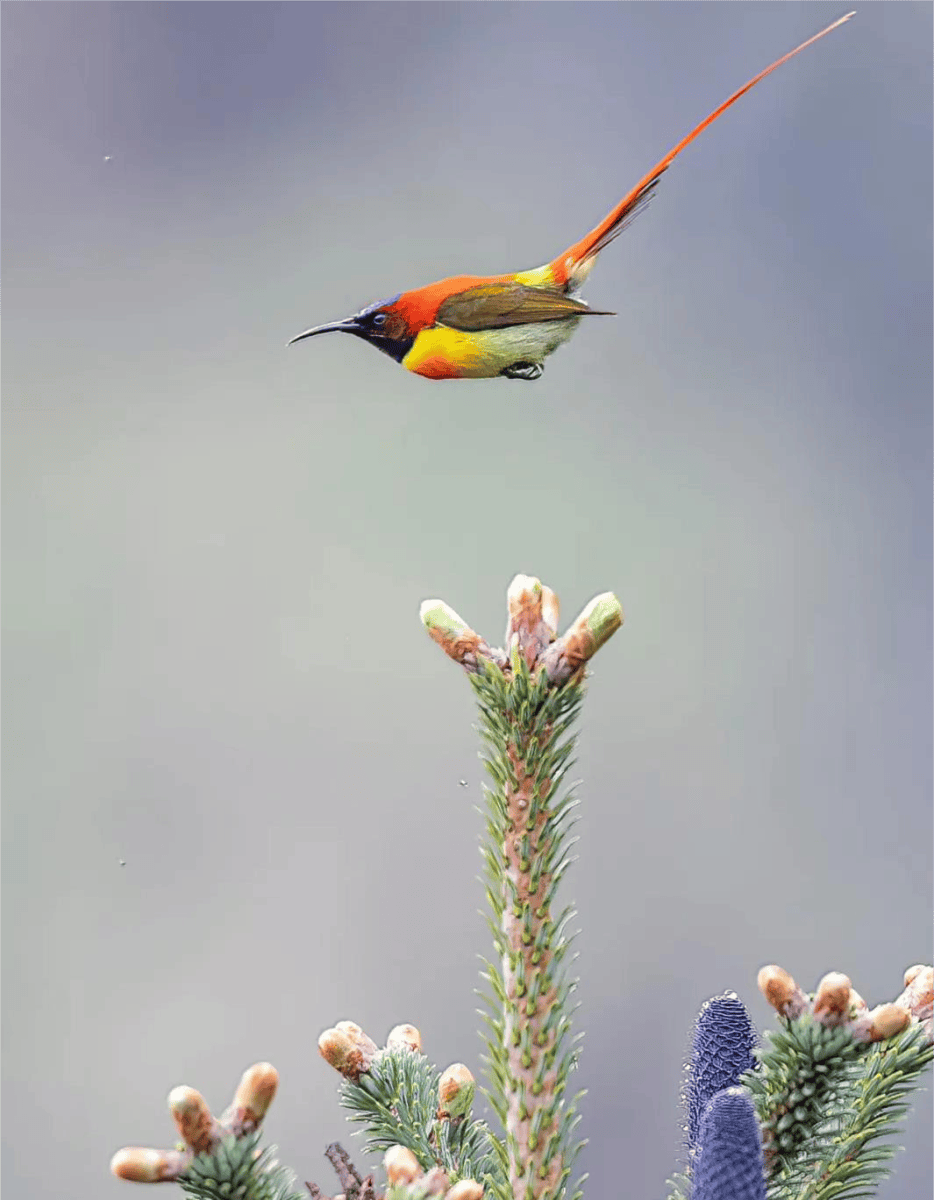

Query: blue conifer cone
left=686, top=992, right=758, bottom=1153
left=691, top=1088, right=766, bottom=1200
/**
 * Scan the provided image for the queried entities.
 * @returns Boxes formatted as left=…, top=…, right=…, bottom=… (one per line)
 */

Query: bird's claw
left=502, top=362, right=544, bottom=381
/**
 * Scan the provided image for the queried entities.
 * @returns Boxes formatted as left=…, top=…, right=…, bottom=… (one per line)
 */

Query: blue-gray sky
left=3, top=4, right=931, bottom=1199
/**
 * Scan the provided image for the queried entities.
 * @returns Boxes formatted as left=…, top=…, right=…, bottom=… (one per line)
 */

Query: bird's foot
left=501, top=361, right=544, bottom=381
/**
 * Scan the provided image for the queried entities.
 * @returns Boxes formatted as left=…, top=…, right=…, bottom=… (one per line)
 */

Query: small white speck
left=103, top=155, right=113, bottom=162
left=118, top=859, right=126, bottom=866
left=458, top=780, right=467, bottom=787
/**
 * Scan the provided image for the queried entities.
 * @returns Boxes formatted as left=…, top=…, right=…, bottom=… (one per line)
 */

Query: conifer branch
left=182, top=1135, right=305, bottom=1200
left=109, top=1063, right=304, bottom=1200
left=305, top=1141, right=486, bottom=1200
left=317, top=1021, right=506, bottom=1194
left=747, top=964, right=934, bottom=1200
left=421, top=575, right=623, bottom=1200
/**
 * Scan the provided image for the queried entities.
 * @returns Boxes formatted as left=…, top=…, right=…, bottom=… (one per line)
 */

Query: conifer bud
left=420, top=600, right=491, bottom=672
left=813, top=972, right=852, bottom=1024
left=446, top=1182, right=484, bottom=1200
left=318, top=1026, right=372, bottom=1081
left=894, top=965, right=933, bottom=1040
left=421, top=1168, right=451, bottom=1195
left=864, top=1003, right=911, bottom=1042
left=757, top=965, right=807, bottom=1018
left=541, top=587, right=560, bottom=637
left=168, top=1086, right=218, bottom=1154
left=223, top=1062, right=278, bottom=1134
left=110, top=1146, right=186, bottom=1182
left=506, top=575, right=552, bottom=667
left=437, top=1063, right=475, bottom=1119
left=384, top=1145, right=422, bottom=1186
left=336, top=1020, right=379, bottom=1057
left=540, top=592, right=623, bottom=683
left=387, top=1023, right=422, bottom=1053
left=506, top=575, right=542, bottom=623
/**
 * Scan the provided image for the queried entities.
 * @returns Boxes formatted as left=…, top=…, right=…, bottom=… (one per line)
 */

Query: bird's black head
left=288, top=295, right=415, bottom=363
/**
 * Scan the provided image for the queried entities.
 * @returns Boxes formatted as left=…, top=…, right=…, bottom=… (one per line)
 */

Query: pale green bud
left=437, top=1063, right=475, bottom=1120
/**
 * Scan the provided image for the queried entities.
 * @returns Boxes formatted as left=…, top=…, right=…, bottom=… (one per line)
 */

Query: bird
left=289, top=13, right=854, bottom=382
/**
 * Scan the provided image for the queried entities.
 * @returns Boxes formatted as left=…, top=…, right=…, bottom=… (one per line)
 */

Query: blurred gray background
left=3, top=3, right=931, bottom=1198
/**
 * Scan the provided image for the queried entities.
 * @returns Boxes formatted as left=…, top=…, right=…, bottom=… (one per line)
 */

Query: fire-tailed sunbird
left=290, top=13, right=854, bottom=381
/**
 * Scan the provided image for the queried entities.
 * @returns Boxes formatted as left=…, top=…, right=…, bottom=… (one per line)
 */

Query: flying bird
left=290, top=13, right=854, bottom=381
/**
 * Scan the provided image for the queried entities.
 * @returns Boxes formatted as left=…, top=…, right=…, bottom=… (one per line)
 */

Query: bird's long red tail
left=549, top=11, right=855, bottom=291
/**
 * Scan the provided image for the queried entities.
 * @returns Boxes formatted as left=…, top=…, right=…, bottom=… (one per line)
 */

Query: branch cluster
left=316, top=1020, right=502, bottom=1197
left=420, top=574, right=622, bottom=686
left=748, top=963, right=933, bottom=1199
left=108, top=576, right=931, bottom=1200
left=110, top=1063, right=303, bottom=1200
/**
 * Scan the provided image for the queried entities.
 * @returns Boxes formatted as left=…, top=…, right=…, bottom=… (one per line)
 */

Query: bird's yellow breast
left=402, top=319, right=582, bottom=380
left=402, top=327, right=486, bottom=379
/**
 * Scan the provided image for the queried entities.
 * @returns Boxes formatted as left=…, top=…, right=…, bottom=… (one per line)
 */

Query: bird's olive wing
left=436, top=283, right=613, bottom=332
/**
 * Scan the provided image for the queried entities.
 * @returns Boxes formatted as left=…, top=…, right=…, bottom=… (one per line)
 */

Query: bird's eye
left=373, top=313, right=386, bottom=326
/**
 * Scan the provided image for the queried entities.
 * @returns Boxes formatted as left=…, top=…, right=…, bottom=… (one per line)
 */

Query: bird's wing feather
left=436, top=283, right=612, bottom=332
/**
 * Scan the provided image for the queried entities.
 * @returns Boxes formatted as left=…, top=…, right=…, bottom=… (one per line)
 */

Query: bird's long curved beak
left=288, top=317, right=359, bottom=346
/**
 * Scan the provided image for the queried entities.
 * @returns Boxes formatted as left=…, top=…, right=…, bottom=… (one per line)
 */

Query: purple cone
left=691, top=1087, right=766, bottom=1200
left=686, top=992, right=758, bottom=1153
